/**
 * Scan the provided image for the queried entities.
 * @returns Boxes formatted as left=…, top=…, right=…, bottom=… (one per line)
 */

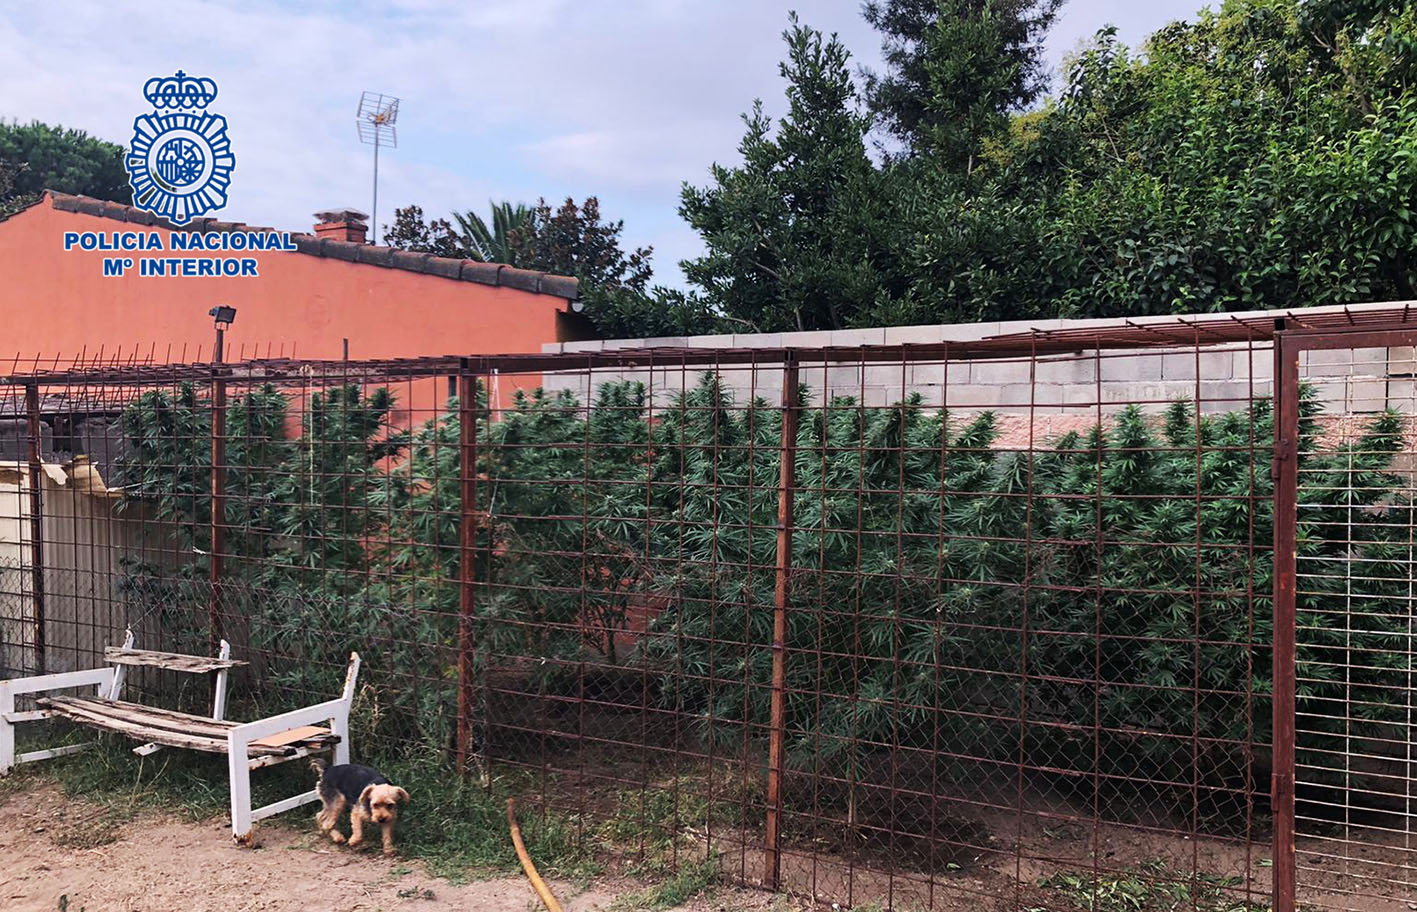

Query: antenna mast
left=356, top=91, right=399, bottom=245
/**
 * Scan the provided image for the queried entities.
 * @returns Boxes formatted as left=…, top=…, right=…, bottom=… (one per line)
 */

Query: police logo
left=125, top=71, right=235, bottom=225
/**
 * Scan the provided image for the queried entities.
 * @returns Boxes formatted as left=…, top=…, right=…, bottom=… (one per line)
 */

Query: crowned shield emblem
left=126, top=71, right=236, bottom=225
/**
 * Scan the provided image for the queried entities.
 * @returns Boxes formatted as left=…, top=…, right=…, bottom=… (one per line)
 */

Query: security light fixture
left=209, top=305, right=236, bottom=327
left=357, top=91, right=400, bottom=245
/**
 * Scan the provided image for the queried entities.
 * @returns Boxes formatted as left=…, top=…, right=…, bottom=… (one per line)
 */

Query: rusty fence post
left=456, top=364, right=480, bottom=774
left=209, top=331, right=227, bottom=661
left=764, top=358, right=799, bottom=889
left=24, top=383, right=46, bottom=674
left=1271, top=319, right=1297, bottom=912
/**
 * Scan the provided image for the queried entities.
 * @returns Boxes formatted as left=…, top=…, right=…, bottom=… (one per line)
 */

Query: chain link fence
left=4, top=309, right=1417, bottom=910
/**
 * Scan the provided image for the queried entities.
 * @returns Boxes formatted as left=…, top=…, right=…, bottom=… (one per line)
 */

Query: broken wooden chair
left=0, top=629, right=360, bottom=842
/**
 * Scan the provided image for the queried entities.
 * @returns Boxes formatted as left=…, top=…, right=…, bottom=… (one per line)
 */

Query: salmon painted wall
left=0, top=202, right=576, bottom=422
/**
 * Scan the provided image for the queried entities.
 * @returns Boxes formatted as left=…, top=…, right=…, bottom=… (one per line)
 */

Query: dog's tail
left=310, top=757, right=327, bottom=778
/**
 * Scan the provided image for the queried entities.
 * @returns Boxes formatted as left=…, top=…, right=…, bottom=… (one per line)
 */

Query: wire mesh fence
left=2, top=311, right=1416, bottom=910
left=1276, top=325, right=1417, bottom=912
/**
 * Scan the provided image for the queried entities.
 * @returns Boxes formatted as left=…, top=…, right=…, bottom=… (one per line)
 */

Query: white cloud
left=1, top=0, right=1201, bottom=285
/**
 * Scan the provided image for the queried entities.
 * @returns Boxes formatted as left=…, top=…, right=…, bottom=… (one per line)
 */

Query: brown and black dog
left=311, top=759, right=409, bottom=856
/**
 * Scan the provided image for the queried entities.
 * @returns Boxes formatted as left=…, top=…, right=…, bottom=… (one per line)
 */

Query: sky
left=1, top=1, right=1202, bottom=287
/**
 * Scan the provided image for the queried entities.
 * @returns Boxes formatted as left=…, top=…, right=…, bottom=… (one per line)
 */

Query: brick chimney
left=313, top=208, right=369, bottom=244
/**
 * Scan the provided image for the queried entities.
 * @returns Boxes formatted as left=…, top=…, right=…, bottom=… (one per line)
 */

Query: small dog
left=311, top=759, right=409, bottom=856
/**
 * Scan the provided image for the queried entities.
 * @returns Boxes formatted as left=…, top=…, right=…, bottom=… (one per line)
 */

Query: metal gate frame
left=1272, top=317, right=1417, bottom=912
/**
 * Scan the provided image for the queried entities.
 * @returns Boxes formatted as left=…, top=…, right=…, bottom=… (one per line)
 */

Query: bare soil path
left=0, top=783, right=786, bottom=912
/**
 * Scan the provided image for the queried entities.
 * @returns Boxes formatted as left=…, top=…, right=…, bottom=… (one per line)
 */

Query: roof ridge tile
left=25, top=190, right=577, bottom=301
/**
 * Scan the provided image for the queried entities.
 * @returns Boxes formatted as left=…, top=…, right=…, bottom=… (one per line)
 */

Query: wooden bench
left=0, top=629, right=361, bottom=842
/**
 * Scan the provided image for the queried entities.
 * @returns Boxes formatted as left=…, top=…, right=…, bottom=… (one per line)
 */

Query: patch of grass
left=344, top=756, right=599, bottom=885
left=1037, top=859, right=1268, bottom=912
left=597, top=772, right=752, bottom=872
left=612, top=857, right=720, bottom=911
left=27, top=738, right=597, bottom=885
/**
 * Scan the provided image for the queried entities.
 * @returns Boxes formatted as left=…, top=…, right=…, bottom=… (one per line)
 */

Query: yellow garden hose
left=507, top=798, right=565, bottom=912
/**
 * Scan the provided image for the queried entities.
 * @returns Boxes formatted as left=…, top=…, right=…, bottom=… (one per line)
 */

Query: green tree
left=452, top=201, right=531, bottom=264
left=680, top=15, right=900, bottom=332
left=381, top=204, right=467, bottom=257
left=387, top=195, right=718, bottom=339
left=0, top=121, right=129, bottom=216
left=862, top=0, right=1064, bottom=167
left=507, top=196, right=653, bottom=292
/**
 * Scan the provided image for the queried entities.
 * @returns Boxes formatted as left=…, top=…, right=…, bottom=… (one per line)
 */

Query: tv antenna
left=356, top=91, right=399, bottom=245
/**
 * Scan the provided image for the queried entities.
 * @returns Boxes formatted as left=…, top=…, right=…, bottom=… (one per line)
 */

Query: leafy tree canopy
left=862, top=0, right=1064, bottom=166
left=684, top=0, right=1417, bottom=329
left=386, top=196, right=719, bottom=338
left=0, top=120, right=129, bottom=217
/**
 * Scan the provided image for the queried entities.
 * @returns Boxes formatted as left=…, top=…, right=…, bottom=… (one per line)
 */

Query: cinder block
left=641, top=336, right=688, bottom=349
left=1388, top=346, right=1417, bottom=376
left=781, top=329, right=834, bottom=348
left=908, top=361, right=970, bottom=387
left=1313, top=377, right=1388, bottom=413
left=1100, top=354, right=1162, bottom=382
left=685, top=333, right=736, bottom=349
left=1386, top=378, right=1417, bottom=413
left=1034, top=357, right=1098, bottom=386
left=731, top=333, right=782, bottom=348
left=1196, top=381, right=1265, bottom=414
left=944, top=383, right=1037, bottom=410
left=1161, top=350, right=1235, bottom=382
left=1300, top=347, right=1385, bottom=377
left=863, top=364, right=910, bottom=393
left=561, top=340, right=604, bottom=353
left=860, top=386, right=895, bottom=408
left=832, top=328, right=886, bottom=346
left=825, top=364, right=863, bottom=396
left=1232, top=349, right=1272, bottom=381
left=969, top=360, right=1032, bottom=385
left=884, top=324, right=948, bottom=344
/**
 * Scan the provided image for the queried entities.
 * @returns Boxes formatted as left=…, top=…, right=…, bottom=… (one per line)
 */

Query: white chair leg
left=227, top=731, right=253, bottom=842
left=331, top=710, right=351, bottom=766
left=0, top=683, right=15, bottom=776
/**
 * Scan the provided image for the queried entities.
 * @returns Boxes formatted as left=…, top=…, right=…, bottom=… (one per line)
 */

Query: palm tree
left=451, top=201, right=530, bottom=264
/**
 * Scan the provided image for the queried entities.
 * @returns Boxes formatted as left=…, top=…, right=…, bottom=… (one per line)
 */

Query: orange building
left=0, top=191, right=585, bottom=419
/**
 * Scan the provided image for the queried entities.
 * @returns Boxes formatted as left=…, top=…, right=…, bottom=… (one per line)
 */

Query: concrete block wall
left=540, top=303, right=1414, bottom=420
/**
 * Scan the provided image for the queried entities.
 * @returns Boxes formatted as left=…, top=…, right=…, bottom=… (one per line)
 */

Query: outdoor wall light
left=208, top=305, right=237, bottom=327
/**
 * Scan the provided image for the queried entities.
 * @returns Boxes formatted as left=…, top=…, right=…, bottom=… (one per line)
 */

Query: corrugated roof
left=5, top=191, right=579, bottom=302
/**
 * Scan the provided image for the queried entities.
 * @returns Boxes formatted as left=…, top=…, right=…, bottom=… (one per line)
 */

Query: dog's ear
left=393, top=787, right=410, bottom=804
left=358, top=784, right=377, bottom=810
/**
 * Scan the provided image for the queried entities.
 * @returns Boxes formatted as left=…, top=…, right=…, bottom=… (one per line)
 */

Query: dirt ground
left=0, top=783, right=790, bottom=912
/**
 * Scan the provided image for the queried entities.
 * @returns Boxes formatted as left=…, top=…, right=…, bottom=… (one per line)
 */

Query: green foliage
left=0, top=120, right=129, bottom=217
left=452, top=201, right=531, bottom=264
left=686, top=1, right=1417, bottom=329
left=384, top=196, right=718, bottom=338
left=1038, top=858, right=1265, bottom=912
left=680, top=16, right=897, bottom=333
left=862, top=0, right=1064, bottom=165
left=115, top=371, right=1412, bottom=819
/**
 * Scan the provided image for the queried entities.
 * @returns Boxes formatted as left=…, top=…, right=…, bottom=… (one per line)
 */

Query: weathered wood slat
left=104, top=646, right=247, bottom=673
left=39, top=698, right=232, bottom=753
left=38, top=697, right=289, bottom=757
left=250, top=725, right=331, bottom=749
left=50, top=696, right=236, bottom=737
left=248, top=739, right=340, bottom=770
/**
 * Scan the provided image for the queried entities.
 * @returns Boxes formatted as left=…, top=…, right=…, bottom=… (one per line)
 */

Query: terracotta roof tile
left=424, top=256, right=463, bottom=279
left=24, top=191, right=579, bottom=302
left=498, top=267, right=542, bottom=294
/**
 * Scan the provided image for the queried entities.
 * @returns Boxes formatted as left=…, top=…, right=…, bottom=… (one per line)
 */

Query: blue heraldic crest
left=126, top=71, right=236, bottom=225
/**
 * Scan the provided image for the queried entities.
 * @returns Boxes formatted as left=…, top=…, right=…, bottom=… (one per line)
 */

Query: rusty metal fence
left=4, top=309, right=1417, bottom=910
